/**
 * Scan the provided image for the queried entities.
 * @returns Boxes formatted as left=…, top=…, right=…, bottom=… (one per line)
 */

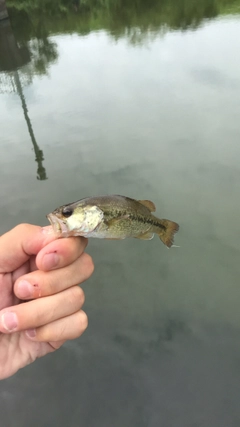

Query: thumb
left=0, top=224, right=58, bottom=274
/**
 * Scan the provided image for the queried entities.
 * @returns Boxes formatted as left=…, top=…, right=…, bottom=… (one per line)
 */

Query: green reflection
left=0, top=16, right=49, bottom=180
left=1, top=0, right=239, bottom=181
left=7, top=0, right=240, bottom=43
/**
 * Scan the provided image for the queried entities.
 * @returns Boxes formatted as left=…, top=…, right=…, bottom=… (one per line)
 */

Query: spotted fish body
left=47, top=195, right=179, bottom=248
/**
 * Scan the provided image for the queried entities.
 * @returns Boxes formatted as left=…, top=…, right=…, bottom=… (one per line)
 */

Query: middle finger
left=14, top=252, right=94, bottom=300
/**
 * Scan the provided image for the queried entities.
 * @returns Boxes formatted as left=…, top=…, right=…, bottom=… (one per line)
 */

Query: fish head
left=47, top=203, right=104, bottom=237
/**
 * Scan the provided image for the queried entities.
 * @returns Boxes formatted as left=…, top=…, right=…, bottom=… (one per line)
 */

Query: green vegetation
left=7, top=0, right=240, bottom=40
left=1, top=0, right=238, bottom=182
left=7, top=0, right=240, bottom=17
left=3, top=0, right=240, bottom=74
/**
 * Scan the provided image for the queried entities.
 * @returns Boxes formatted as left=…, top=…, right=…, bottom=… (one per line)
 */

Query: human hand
left=0, top=224, right=94, bottom=380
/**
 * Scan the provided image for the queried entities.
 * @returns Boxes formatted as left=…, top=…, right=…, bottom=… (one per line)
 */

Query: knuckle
left=78, top=310, right=88, bottom=333
left=37, top=321, right=66, bottom=343
left=81, top=253, right=94, bottom=277
left=57, top=322, right=67, bottom=340
left=69, top=285, right=85, bottom=306
left=33, top=306, right=44, bottom=325
left=15, top=223, right=31, bottom=235
left=35, top=273, right=52, bottom=297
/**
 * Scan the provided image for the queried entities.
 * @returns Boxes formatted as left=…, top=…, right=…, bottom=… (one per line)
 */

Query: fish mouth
left=47, top=213, right=70, bottom=236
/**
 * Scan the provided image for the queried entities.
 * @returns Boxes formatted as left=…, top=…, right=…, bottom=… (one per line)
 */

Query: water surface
left=0, top=2, right=240, bottom=426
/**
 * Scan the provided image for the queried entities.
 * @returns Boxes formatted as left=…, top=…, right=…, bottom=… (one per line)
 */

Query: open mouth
left=46, top=214, right=69, bottom=236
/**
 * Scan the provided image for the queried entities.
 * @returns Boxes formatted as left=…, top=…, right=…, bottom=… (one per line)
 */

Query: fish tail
left=156, top=219, right=179, bottom=248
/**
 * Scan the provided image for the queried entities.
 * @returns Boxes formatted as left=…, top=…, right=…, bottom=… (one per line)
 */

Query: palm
left=0, top=258, right=54, bottom=379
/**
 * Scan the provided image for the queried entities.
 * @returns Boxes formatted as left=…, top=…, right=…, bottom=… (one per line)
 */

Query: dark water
left=0, top=1, right=240, bottom=426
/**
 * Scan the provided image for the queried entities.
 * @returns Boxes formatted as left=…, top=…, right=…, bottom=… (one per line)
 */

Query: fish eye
left=62, top=207, right=73, bottom=218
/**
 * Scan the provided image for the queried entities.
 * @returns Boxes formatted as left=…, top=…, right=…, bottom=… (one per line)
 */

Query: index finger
left=35, top=236, right=88, bottom=271
left=0, top=224, right=57, bottom=274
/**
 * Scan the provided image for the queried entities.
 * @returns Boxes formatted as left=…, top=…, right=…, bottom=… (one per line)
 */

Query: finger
left=14, top=253, right=94, bottom=299
left=30, top=255, right=38, bottom=272
left=12, top=260, right=30, bottom=284
left=0, top=286, right=85, bottom=333
left=0, top=225, right=58, bottom=273
left=49, top=340, right=66, bottom=350
left=25, top=310, right=88, bottom=342
left=36, top=236, right=88, bottom=271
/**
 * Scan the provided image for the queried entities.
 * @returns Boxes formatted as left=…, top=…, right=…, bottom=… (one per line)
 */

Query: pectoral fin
left=138, top=200, right=156, bottom=212
left=135, top=231, right=154, bottom=240
left=105, top=215, right=130, bottom=227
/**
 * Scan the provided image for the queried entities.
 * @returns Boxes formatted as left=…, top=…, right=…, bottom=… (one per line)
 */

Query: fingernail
left=42, top=252, right=59, bottom=270
left=1, top=312, right=18, bottom=332
left=25, top=329, right=36, bottom=339
left=17, top=280, right=34, bottom=298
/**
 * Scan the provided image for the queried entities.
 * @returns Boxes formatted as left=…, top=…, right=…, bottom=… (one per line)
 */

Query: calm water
left=0, top=2, right=240, bottom=426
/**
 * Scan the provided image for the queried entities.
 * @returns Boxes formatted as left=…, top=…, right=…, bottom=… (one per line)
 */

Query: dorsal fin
left=138, top=199, right=156, bottom=212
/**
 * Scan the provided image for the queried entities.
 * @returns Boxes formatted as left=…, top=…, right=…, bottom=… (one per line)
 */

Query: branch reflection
left=0, top=8, right=48, bottom=180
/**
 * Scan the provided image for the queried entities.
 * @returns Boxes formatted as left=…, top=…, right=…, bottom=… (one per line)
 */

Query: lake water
left=0, top=2, right=240, bottom=426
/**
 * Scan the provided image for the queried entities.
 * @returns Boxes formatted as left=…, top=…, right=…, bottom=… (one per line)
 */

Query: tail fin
left=157, top=219, right=179, bottom=248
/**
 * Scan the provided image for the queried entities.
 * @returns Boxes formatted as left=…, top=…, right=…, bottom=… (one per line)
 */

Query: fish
left=47, top=195, right=179, bottom=248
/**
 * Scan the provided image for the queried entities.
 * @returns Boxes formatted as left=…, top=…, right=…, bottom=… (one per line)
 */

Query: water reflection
left=114, top=318, right=187, bottom=363
left=13, top=70, right=47, bottom=180
left=7, top=0, right=240, bottom=43
left=2, top=0, right=239, bottom=182
left=0, top=1, right=240, bottom=426
left=0, top=16, right=49, bottom=180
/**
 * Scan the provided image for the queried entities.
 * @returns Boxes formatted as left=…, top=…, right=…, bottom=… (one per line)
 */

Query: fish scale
left=47, top=195, right=179, bottom=248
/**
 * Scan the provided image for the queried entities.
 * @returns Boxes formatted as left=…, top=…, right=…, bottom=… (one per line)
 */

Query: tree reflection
left=13, top=70, right=47, bottom=181
left=0, top=13, right=57, bottom=180
left=1, top=0, right=239, bottom=181
left=29, top=38, right=57, bottom=76
left=7, top=0, right=240, bottom=44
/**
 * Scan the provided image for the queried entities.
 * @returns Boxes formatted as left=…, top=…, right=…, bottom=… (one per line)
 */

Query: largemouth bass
left=47, top=195, right=179, bottom=248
